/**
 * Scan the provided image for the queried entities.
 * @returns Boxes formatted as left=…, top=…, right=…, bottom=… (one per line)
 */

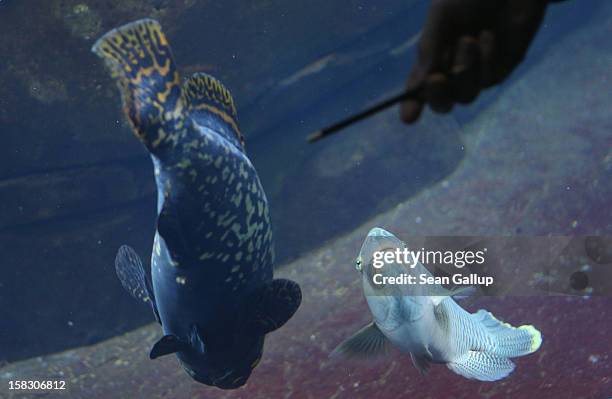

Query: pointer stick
left=307, top=86, right=423, bottom=143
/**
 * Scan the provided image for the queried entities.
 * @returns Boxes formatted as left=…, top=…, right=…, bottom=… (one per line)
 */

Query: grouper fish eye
left=94, top=19, right=302, bottom=389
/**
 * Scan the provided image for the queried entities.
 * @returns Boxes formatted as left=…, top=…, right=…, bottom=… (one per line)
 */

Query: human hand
left=400, top=0, right=551, bottom=123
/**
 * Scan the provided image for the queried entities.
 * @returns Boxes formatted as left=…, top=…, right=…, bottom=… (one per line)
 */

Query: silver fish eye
left=355, top=257, right=363, bottom=272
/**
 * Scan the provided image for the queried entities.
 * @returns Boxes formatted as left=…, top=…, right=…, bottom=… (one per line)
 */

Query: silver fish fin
left=331, top=322, right=389, bottom=359
left=410, top=352, right=432, bottom=375
left=473, top=310, right=542, bottom=357
left=447, top=351, right=515, bottom=381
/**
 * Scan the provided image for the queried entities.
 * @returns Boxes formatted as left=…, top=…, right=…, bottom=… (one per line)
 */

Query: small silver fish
left=332, top=227, right=542, bottom=381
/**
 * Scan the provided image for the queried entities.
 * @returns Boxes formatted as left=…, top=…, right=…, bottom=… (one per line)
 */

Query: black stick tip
left=307, top=130, right=325, bottom=143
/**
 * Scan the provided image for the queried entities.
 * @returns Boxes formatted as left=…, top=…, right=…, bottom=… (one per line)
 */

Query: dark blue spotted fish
left=92, top=19, right=302, bottom=389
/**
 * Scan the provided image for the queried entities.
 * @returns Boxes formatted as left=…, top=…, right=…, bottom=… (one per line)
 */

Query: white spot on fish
left=231, top=191, right=243, bottom=207
left=239, top=163, right=248, bottom=178
left=199, top=252, right=214, bottom=260
left=214, top=156, right=223, bottom=168
left=176, top=159, right=191, bottom=169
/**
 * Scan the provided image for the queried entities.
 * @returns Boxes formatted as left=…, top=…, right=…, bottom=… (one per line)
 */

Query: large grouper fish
left=92, top=19, right=302, bottom=389
left=333, top=227, right=542, bottom=381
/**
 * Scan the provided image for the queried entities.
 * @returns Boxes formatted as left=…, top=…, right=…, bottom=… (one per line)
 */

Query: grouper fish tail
left=91, top=19, right=185, bottom=155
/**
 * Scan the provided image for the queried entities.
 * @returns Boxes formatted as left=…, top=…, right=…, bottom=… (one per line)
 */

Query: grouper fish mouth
left=92, top=19, right=302, bottom=389
left=333, top=227, right=542, bottom=382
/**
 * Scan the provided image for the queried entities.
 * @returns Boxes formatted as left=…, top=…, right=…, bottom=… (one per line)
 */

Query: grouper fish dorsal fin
left=182, top=72, right=245, bottom=150
left=247, top=279, right=302, bottom=335
left=91, top=19, right=186, bottom=154
left=114, top=245, right=161, bottom=324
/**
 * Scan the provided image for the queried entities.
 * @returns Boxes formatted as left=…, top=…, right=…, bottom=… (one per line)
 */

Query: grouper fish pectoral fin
left=330, top=322, right=389, bottom=359
left=247, top=279, right=302, bottom=335
left=150, top=335, right=190, bottom=360
left=114, top=245, right=161, bottom=324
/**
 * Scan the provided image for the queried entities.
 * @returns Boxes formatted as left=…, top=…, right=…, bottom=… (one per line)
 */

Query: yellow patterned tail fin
left=92, top=19, right=184, bottom=152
